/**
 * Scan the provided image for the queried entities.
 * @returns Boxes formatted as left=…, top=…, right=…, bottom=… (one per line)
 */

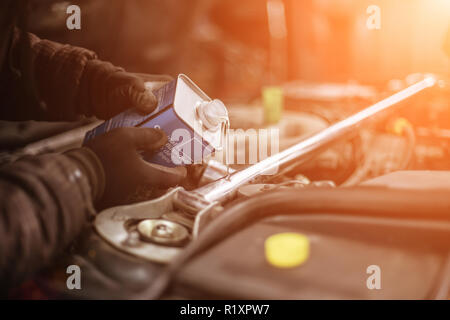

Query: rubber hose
left=135, top=186, right=450, bottom=299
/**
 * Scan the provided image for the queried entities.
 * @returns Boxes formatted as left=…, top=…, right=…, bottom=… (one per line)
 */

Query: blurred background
left=22, top=0, right=450, bottom=185
left=28, top=0, right=450, bottom=95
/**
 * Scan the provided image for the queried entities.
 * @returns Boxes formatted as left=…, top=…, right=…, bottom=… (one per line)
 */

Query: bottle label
left=84, top=79, right=213, bottom=167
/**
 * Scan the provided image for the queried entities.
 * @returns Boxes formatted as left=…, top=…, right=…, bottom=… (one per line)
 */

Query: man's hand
left=84, top=127, right=186, bottom=208
left=79, top=60, right=159, bottom=119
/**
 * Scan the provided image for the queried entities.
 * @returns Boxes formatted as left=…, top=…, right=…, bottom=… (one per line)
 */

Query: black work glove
left=78, top=60, right=158, bottom=119
left=84, top=127, right=186, bottom=208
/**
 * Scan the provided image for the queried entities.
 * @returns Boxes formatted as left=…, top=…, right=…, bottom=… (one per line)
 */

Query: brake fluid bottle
left=84, top=74, right=229, bottom=167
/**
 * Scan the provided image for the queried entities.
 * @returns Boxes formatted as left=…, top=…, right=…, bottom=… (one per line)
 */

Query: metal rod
left=193, top=77, right=436, bottom=204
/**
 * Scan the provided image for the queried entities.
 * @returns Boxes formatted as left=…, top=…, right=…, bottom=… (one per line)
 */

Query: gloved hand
left=84, top=127, right=186, bottom=208
left=78, top=60, right=159, bottom=119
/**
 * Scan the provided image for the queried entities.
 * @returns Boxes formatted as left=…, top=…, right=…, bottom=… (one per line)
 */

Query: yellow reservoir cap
left=262, top=86, right=283, bottom=125
left=387, top=117, right=412, bottom=136
left=265, top=232, right=310, bottom=268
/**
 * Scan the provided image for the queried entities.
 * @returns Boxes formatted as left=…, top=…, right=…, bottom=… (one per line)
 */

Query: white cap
left=196, top=99, right=229, bottom=130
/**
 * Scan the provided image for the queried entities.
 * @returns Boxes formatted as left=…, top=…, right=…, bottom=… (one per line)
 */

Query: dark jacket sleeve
left=28, top=32, right=98, bottom=120
left=0, top=29, right=98, bottom=121
left=0, top=147, right=104, bottom=291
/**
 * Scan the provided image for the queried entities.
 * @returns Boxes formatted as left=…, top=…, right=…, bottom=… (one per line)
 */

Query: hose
left=134, top=186, right=450, bottom=299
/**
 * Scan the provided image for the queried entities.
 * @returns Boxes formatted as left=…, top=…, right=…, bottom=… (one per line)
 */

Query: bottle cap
left=196, top=99, right=228, bottom=130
